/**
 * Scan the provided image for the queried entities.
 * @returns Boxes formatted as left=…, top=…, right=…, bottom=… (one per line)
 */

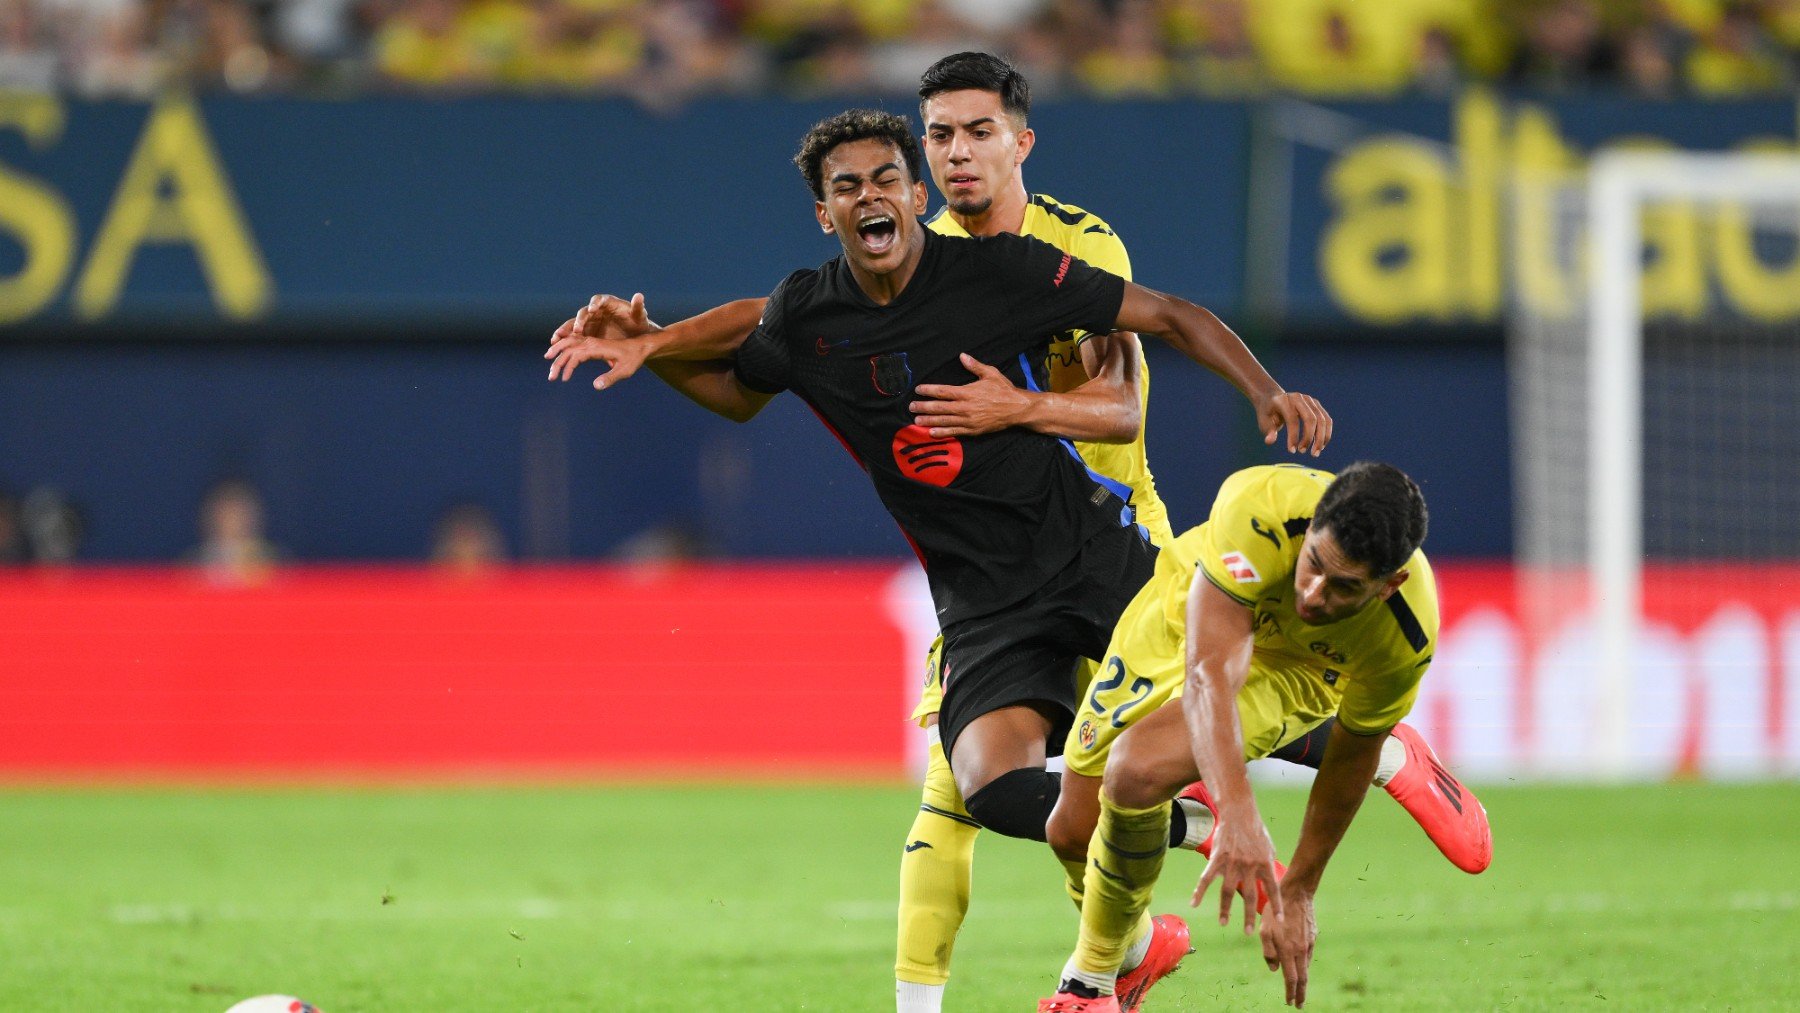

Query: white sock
left=1372, top=733, right=1408, bottom=787
left=896, top=979, right=943, bottom=1013
left=1174, top=796, right=1214, bottom=850
left=1118, top=920, right=1155, bottom=973
left=1060, top=955, right=1117, bottom=995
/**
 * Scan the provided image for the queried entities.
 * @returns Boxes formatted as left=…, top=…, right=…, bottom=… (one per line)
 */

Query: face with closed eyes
left=814, top=137, right=930, bottom=280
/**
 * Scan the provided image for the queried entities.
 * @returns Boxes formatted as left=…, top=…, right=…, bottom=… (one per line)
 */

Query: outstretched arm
left=546, top=295, right=767, bottom=390
left=1184, top=573, right=1284, bottom=933
left=546, top=294, right=774, bottom=421
left=907, top=331, right=1143, bottom=444
left=1113, top=285, right=1332, bottom=456
left=644, top=358, right=775, bottom=423
left=1258, top=721, right=1387, bottom=1008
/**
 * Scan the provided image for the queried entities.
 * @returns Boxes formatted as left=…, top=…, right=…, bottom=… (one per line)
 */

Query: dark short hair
left=1313, top=462, right=1428, bottom=577
left=794, top=108, right=924, bottom=200
left=917, top=52, right=1031, bottom=124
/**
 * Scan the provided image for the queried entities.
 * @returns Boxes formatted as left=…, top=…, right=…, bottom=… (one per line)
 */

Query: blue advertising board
left=2, top=91, right=1793, bottom=332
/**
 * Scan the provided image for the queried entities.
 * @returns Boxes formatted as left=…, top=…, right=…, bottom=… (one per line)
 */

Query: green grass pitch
left=1, top=781, right=1795, bottom=1010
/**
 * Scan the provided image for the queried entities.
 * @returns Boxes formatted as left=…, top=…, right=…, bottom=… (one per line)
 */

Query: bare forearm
left=1183, top=656, right=1261, bottom=817
left=1158, top=301, right=1282, bottom=405
left=1118, top=288, right=1283, bottom=406
left=645, top=358, right=767, bottom=422
left=1015, top=384, right=1139, bottom=443
left=1285, top=723, right=1386, bottom=892
left=646, top=298, right=766, bottom=361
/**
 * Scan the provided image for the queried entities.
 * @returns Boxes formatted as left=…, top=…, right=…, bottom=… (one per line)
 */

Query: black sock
left=1269, top=716, right=1336, bottom=769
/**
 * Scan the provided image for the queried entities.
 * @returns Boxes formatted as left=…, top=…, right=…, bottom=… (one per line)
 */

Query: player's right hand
left=1192, top=818, right=1283, bottom=935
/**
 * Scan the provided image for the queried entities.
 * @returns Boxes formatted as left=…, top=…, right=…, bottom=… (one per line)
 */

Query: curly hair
left=1312, top=462, right=1428, bottom=577
left=793, top=108, right=924, bottom=201
left=918, top=52, right=1031, bottom=125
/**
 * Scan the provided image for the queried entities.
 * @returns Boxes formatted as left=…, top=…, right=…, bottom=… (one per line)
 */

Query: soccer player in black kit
left=547, top=110, right=1329, bottom=858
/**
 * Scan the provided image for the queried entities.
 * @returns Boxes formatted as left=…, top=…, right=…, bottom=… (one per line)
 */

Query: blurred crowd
left=0, top=478, right=516, bottom=580
left=1, top=0, right=1796, bottom=100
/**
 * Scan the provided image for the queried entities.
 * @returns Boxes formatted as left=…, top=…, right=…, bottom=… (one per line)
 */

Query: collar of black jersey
left=840, top=226, right=946, bottom=313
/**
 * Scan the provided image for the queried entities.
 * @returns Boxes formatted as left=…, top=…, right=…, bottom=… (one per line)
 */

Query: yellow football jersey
left=926, top=194, right=1173, bottom=547
left=1154, top=463, right=1439, bottom=734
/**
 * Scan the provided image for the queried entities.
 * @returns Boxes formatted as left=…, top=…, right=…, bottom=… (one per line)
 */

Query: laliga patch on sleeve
left=1221, top=551, right=1260, bottom=584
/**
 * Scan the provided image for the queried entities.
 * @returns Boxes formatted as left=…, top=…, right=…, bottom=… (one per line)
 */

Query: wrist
left=1014, top=391, right=1046, bottom=431
left=640, top=326, right=674, bottom=358
left=1283, top=863, right=1323, bottom=893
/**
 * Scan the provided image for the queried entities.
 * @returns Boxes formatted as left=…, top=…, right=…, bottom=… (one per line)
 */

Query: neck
left=847, top=230, right=926, bottom=306
left=949, top=175, right=1029, bottom=237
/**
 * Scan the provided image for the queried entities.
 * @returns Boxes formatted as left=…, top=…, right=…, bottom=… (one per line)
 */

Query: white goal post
left=1584, top=151, right=1800, bottom=776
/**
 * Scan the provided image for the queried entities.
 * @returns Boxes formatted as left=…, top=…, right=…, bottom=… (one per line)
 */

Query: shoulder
left=1386, top=551, right=1439, bottom=654
left=759, top=267, right=825, bottom=334
left=1027, top=193, right=1130, bottom=274
left=1212, top=464, right=1334, bottom=522
left=924, top=206, right=965, bottom=237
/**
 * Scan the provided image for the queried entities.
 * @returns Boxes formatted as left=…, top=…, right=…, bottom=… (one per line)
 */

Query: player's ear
left=1377, top=568, right=1409, bottom=600
left=1015, top=127, right=1035, bottom=166
left=910, top=179, right=928, bottom=215
left=815, top=200, right=833, bottom=234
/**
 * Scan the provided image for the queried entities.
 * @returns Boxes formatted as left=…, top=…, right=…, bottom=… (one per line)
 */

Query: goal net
left=1509, top=150, right=1800, bottom=779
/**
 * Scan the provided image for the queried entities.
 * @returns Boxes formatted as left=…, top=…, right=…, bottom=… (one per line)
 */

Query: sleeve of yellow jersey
left=1335, top=652, right=1427, bottom=736
left=1066, top=221, right=1132, bottom=346
left=1193, top=474, right=1290, bottom=608
left=1070, top=222, right=1132, bottom=284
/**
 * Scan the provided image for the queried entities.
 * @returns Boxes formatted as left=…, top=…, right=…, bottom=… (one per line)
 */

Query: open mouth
left=947, top=174, right=978, bottom=191
left=856, top=214, right=898, bottom=255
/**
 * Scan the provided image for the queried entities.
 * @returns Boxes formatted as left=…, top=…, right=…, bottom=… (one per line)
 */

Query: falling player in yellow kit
left=1039, top=462, right=1455, bottom=1012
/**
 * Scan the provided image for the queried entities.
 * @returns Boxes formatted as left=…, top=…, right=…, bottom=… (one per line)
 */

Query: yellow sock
left=1071, top=793, right=1169, bottom=985
left=1060, top=855, right=1087, bottom=908
left=896, top=737, right=979, bottom=987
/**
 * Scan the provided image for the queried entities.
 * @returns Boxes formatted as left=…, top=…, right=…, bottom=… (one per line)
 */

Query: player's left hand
left=1260, top=882, right=1318, bottom=1008
left=908, top=353, right=1030, bottom=437
left=545, top=293, right=660, bottom=390
left=1259, top=392, right=1332, bottom=457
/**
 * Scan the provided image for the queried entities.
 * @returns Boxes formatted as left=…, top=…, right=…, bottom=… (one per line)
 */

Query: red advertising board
left=2, top=562, right=1796, bottom=779
left=0, top=566, right=908, bottom=778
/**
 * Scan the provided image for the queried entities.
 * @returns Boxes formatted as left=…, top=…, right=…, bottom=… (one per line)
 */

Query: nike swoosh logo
left=904, top=841, right=934, bottom=853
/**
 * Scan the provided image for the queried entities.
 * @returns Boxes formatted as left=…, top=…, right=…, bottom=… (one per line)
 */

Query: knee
left=1045, top=804, right=1093, bottom=864
left=962, top=767, right=1057, bottom=842
left=1103, top=740, right=1176, bottom=811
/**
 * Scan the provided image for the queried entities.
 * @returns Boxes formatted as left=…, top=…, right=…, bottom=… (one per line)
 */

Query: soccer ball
left=223, top=997, right=322, bottom=1013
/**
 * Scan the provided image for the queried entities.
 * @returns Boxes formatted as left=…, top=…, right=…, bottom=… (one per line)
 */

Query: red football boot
left=1381, top=723, right=1493, bottom=873
left=1114, top=914, right=1193, bottom=1012
left=1037, top=993, right=1121, bottom=1013
left=1175, top=780, right=1285, bottom=913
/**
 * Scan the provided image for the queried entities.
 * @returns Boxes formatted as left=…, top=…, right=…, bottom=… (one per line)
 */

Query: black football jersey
left=734, top=229, right=1138, bottom=624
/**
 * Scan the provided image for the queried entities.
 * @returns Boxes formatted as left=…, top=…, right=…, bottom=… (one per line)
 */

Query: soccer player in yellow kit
left=1039, top=462, right=1447, bottom=1012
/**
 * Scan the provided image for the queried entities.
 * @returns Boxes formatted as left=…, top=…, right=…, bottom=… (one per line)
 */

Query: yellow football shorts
left=1062, top=579, right=1340, bottom=778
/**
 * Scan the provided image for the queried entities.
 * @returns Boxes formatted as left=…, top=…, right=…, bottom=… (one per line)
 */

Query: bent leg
left=1062, top=704, right=1201, bottom=995
left=951, top=703, right=1058, bottom=842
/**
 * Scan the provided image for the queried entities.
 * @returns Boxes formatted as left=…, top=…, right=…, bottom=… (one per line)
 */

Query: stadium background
left=2, top=2, right=1799, bottom=1008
